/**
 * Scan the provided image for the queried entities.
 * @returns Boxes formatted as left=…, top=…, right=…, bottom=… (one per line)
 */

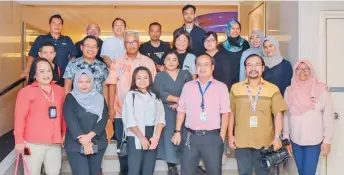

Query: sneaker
left=168, top=166, right=179, bottom=175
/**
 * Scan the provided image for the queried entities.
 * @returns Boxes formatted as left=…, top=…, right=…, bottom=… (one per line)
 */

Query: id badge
left=49, top=106, right=57, bottom=119
left=200, top=112, right=207, bottom=122
left=249, top=116, right=258, bottom=128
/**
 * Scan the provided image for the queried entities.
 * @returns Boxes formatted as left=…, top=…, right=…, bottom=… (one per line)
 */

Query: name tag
left=200, top=112, right=207, bottom=122
left=49, top=106, right=57, bottom=119
left=250, top=116, right=258, bottom=128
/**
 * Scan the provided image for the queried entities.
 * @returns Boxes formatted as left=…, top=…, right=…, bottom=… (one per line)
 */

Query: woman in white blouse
left=122, top=66, right=165, bottom=175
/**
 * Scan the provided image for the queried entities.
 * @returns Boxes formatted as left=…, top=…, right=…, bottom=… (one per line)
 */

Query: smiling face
left=38, top=46, right=56, bottom=63
left=77, top=74, right=93, bottom=93
left=86, top=24, right=100, bottom=38
left=229, top=23, right=241, bottom=38
left=296, top=62, right=311, bottom=81
left=125, top=34, right=139, bottom=54
left=250, top=32, right=261, bottom=48
left=164, top=53, right=179, bottom=71
left=263, top=40, right=277, bottom=57
left=175, top=34, right=189, bottom=53
left=245, top=55, right=265, bottom=80
left=113, top=19, right=126, bottom=37
left=135, top=70, right=150, bottom=91
left=81, top=38, right=98, bottom=59
left=35, top=61, right=53, bottom=85
left=196, top=55, right=214, bottom=78
left=204, top=34, right=217, bottom=52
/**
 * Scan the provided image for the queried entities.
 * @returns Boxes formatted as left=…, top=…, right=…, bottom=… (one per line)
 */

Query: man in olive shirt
left=228, top=54, right=288, bottom=175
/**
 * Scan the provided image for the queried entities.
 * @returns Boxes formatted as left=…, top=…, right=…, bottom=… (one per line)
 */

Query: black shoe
left=118, top=170, right=128, bottom=175
left=196, top=166, right=206, bottom=175
left=168, top=166, right=179, bottom=175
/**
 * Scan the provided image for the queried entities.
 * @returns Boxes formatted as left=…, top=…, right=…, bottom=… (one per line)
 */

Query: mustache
left=249, top=70, right=258, bottom=74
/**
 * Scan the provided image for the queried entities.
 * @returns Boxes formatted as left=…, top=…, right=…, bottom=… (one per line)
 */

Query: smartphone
left=24, top=147, right=31, bottom=156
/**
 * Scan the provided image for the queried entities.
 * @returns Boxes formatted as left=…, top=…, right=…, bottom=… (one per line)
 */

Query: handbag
left=14, top=153, right=30, bottom=175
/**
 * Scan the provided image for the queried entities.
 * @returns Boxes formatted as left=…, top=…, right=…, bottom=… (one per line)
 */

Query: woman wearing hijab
left=283, top=60, right=334, bottom=175
left=262, top=36, right=293, bottom=95
left=63, top=69, right=108, bottom=175
left=239, top=30, right=265, bottom=81
left=219, top=19, right=250, bottom=84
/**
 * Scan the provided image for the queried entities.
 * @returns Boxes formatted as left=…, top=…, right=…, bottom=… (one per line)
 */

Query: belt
left=186, top=128, right=220, bottom=136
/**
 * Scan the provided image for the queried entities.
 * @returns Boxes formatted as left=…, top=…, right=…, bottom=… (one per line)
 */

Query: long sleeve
left=63, top=94, right=84, bottom=140
left=156, top=99, right=166, bottom=126
left=92, top=98, right=109, bottom=136
left=239, top=52, right=247, bottom=82
left=122, top=92, right=137, bottom=128
left=14, top=89, right=31, bottom=144
left=322, top=91, right=334, bottom=144
left=283, top=89, right=290, bottom=139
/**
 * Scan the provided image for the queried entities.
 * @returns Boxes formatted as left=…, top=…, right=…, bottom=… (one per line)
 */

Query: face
left=296, top=63, right=311, bottom=81
left=125, top=34, right=139, bottom=54
left=86, top=24, right=100, bottom=38
left=204, top=35, right=217, bottom=52
left=245, top=56, right=264, bottom=79
left=175, top=34, right=189, bottom=52
left=164, top=54, right=179, bottom=71
left=49, top=18, right=63, bottom=34
left=38, top=46, right=56, bottom=63
left=81, top=38, right=98, bottom=58
left=250, top=33, right=261, bottom=48
left=183, top=8, right=195, bottom=24
left=149, top=25, right=161, bottom=42
left=196, top=55, right=214, bottom=78
left=35, top=61, right=53, bottom=85
left=77, top=74, right=93, bottom=93
left=263, top=40, right=277, bottom=57
left=135, top=70, right=150, bottom=91
left=113, top=20, right=125, bottom=36
left=229, top=23, right=241, bottom=38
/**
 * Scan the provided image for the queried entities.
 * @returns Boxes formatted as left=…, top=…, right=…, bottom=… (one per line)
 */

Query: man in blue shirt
left=22, top=14, right=77, bottom=79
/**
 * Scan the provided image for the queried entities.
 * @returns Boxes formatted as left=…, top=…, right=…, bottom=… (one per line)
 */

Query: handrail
left=0, top=78, right=26, bottom=97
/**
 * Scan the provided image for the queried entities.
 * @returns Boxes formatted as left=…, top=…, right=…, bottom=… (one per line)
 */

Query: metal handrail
left=0, top=78, right=26, bottom=97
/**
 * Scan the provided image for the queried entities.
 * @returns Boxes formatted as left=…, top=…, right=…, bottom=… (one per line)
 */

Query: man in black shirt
left=173, top=5, right=206, bottom=57
left=139, top=22, right=171, bottom=72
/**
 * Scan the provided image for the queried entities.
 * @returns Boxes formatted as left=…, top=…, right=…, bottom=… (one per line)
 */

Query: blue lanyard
left=246, top=84, right=262, bottom=113
left=197, top=81, right=212, bottom=112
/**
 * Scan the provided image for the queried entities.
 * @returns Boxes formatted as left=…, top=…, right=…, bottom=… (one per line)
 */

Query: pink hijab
left=287, top=60, right=328, bottom=115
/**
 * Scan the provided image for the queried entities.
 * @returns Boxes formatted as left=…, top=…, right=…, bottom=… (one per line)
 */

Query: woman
left=283, top=60, right=333, bottom=175
left=63, top=69, right=108, bottom=175
left=173, top=30, right=197, bottom=79
left=14, top=58, right=65, bottom=175
left=262, top=36, right=293, bottom=95
left=153, top=50, right=192, bottom=175
left=239, top=30, right=265, bottom=81
left=219, top=19, right=250, bottom=84
left=122, top=66, right=166, bottom=175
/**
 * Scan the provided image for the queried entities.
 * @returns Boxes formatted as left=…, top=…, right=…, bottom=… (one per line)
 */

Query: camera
left=259, top=139, right=291, bottom=169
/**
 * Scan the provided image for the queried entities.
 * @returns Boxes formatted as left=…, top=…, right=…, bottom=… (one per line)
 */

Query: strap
left=15, top=153, right=30, bottom=175
left=57, top=66, right=61, bottom=78
left=121, top=92, right=136, bottom=142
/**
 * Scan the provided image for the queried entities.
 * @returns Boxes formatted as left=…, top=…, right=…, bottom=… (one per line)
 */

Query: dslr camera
left=259, top=139, right=291, bottom=169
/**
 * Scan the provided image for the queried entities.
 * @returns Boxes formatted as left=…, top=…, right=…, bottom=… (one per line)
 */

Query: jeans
left=292, top=141, right=321, bottom=175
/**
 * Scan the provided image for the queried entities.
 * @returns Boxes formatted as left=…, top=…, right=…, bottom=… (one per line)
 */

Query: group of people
left=14, top=4, right=334, bottom=175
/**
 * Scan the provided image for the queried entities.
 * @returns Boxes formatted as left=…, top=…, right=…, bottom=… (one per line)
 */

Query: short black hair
left=182, top=4, right=196, bottom=13
left=202, top=31, right=218, bottom=44
left=39, top=41, right=56, bottom=52
left=81, top=35, right=100, bottom=48
left=244, top=54, right=265, bottom=66
left=172, top=30, right=192, bottom=53
left=194, top=53, right=215, bottom=65
left=112, top=18, right=127, bottom=28
left=149, top=22, right=162, bottom=30
left=28, top=58, right=56, bottom=85
left=49, top=14, right=64, bottom=25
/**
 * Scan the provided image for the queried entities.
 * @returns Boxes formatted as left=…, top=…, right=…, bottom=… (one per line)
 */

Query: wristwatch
left=174, top=130, right=181, bottom=133
left=275, top=134, right=283, bottom=140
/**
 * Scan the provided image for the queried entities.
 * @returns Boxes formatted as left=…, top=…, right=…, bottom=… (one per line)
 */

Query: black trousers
left=181, top=130, right=223, bottom=175
left=235, top=148, right=269, bottom=175
left=128, top=126, right=157, bottom=175
left=67, top=149, right=106, bottom=175
left=115, top=118, right=129, bottom=172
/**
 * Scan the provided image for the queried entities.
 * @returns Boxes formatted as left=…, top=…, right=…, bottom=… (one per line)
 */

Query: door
left=324, top=17, right=344, bottom=175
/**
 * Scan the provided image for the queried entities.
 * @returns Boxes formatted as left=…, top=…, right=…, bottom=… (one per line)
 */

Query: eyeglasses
left=196, top=63, right=212, bottom=68
left=125, top=40, right=138, bottom=46
left=296, top=68, right=310, bottom=73
left=205, top=39, right=217, bottom=43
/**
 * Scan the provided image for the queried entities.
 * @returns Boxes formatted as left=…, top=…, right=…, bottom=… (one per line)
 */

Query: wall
left=239, top=1, right=263, bottom=37
left=0, top=1, right=22, bottom=136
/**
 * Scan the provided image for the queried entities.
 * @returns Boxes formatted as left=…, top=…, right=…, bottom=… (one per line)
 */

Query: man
left=101, top=18, right=127, bottom=68
left=106, top=31, right=156, bottom=175
left=63, top=36, right=108, bottom=94
left=22, top=14, right=77, bottom=79
left=75, top=23, right=104, bottom=62
left=228, top=54, right=288, bottom=175
left=171, top=54, right=229, bottom=175
left=139, top=22, right=171, bottom=72
left=173, top=4, right=206, bottom=57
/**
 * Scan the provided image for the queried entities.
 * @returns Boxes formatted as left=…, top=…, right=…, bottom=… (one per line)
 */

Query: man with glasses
left=106, top=31, right=156, bottom=175
left=171, top=54, right=229, bottom=175
left=228, top=54, right=287, bottom=175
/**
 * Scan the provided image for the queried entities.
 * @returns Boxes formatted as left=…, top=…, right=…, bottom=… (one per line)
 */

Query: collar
left=196, top=77, right=214, bottom=85
left=81, top=57, right=97, bottom=64
left=183, top=24, right=196, bottom=32
left=243, top=78, right=265, bottom=85
left=31, top=81, right=57, bottom=87
left=125, top=52, right=141, bottom=60
left=48, top=33, right=62, bottom=40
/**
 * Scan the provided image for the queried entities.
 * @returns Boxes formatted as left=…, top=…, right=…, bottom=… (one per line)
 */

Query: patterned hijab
left=222, top=19, right=245, bottom=52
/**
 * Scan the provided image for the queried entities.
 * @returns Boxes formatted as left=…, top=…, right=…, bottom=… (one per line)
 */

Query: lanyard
left=39, top=86, right=54, bottom=104
left=197, top=81, right=212, bottom=112
left=246, top=84, right=262, bottom=113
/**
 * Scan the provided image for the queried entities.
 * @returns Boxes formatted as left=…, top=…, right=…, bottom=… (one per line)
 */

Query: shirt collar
left=243, top=78, right=265, bottom=85
left=196, top=77, right=214, bottom=85
left=31, top=81, right=57, bottom=87
left=183, top=24, right=196, bottom=33
left=125, top=52, right=142, bottom=60
left=48, top=33, right=62, bottom=40
left=81, top=57, right=97, bottom=64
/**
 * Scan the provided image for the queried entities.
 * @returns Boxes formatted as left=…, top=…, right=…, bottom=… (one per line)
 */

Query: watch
left=174, top=130, right=181, bottom=133
left=275, top=134, right=283, bottom=140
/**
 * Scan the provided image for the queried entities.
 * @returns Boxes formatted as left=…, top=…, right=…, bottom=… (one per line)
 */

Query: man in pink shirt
left=106, top=30, right=156, bottom=175
left=171, top=54, right=230, bottom=175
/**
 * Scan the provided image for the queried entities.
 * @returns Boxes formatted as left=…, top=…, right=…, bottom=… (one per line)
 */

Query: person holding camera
left=283, top=60, right=334, bottom=175
left=228, top=54, right=288, bottom=175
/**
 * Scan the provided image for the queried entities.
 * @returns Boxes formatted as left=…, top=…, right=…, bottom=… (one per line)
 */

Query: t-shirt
left=139, top=41, right=171, bottom=65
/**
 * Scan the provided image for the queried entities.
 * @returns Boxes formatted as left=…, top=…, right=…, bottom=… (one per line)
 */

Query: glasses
left=125, top=40, right=138, bottom=46
left=196, top=63, right=212, bottom=68
left=205, top=39, right=217, bottom=43
left=296, top=68, right=310, bottom=73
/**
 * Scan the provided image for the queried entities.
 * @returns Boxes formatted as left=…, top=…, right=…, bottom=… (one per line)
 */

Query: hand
left=157, top=65, right=165, bottom=72
left=169, top=104, right=178, bottom=110
left=171, top=132, right=181, bottom=145
left=114, top=100, right=122, bottom=116
left=83, top=142, right=94, bottom=155
left=228, top=135, right=237, bottom=149
left=61, top=136, right=65, bottom=147
left=140, top=137, right=150, bottom=150
left=272, top=138, right=282, bottom=151
left=286, top=144, right=293, bottom=156
left=20, top=71, right=29, bottom=79
left=149, top=136, right=160, bottom=150
left=220, top=133, right=226, bottom=142
left=321, top=143, right=331, bottom=156
left=15, top=143, right=25, bottom=154
left=78, top=134, right=91, bottom=145
left=108, top=108, right=115, bottom=121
